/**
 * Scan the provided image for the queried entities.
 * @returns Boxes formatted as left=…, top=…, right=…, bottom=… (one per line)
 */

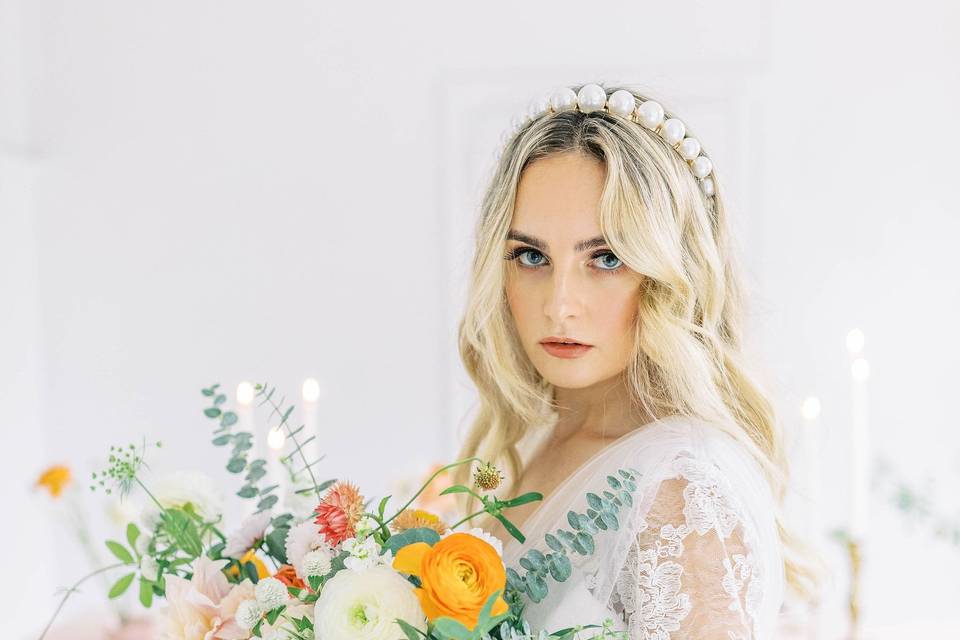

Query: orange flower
left=35, top=465, right=72, bottom=498
left=390, top=508, right=448, bottom=535
left=314, top=481, right=365, bottom=546
left=392, top=532, right=508, bottom=630
left=226, top=549, right=269, bottom=580
left=272, top=564, right=308, bottom=591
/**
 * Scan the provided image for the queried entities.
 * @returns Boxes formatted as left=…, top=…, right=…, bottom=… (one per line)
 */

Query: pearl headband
left=497, top=83, right=717, bottom=200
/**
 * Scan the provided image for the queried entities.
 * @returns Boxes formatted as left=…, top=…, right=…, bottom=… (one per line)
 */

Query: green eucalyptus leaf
left=544, top=533, right=563, bottom=553
left=256, top=494, right=278, bottom=512
left=214, top=393, right=226, bottom=405
left=585, top=492, right=603, bottom=510
left=226, top=457, right=246, bottom=473
left=237, top=485, right=258, bottom=498
left=566, top=511, right=582, bottom=531
left=575, top=531, right=595, bottom=554
left=606, top=475, right=622, bottom=489
left=204, top=407, right=222, bottom=418
left=382, top=527, right=441, bottom=556
left=432, top=617, right=472, bottom=640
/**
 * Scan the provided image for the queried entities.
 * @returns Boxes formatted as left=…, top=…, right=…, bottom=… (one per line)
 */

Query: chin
left=536, top=365, right=606, bottom=390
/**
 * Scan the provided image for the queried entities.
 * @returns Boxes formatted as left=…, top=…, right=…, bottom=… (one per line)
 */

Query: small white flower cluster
left=235, top=576, right=290, bottom=631
left=285, top=519, right=334, bottom=581
left=342, top=536, right=392, bottom=573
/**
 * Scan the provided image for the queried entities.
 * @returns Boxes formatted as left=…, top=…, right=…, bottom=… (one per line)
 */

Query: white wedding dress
left=501, top=414, right=785, bottom=639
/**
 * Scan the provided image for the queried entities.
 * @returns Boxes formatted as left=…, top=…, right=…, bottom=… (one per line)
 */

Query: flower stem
left=37, top=562, right=128, bottom=640
left=381, top=457, right=482, bottom=528
left=449, top=508, right=489, bottom=530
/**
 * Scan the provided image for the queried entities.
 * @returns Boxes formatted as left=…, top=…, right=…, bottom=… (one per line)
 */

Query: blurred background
left=2, top=1, right=958, bottom=638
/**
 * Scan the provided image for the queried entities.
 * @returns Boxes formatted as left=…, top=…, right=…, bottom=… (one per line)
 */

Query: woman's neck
left=550, top=375, right=656, bottom=442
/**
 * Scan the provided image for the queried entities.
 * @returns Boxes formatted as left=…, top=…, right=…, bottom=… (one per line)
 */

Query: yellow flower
left=393, top=532, right=508, bottom=630
left=227, top=549, right=270, bottom=580
left=35, top=465, right=72, bottom=498
left=390, top=509, right=448, bottom=535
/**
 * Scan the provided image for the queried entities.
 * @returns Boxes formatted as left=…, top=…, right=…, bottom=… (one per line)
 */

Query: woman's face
left=505, top=152, right=645, bottom=390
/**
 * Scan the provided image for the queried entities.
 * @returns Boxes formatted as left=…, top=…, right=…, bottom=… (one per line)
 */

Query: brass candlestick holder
left=846, top=536, right=862, bottom=639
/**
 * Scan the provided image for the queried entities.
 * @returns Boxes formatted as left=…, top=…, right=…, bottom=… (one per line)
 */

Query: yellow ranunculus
left=35, top=465, right=72, bottom=498
left=227, top=548, right=270, bottom=580
left=392, top=532, right=508, bottom=630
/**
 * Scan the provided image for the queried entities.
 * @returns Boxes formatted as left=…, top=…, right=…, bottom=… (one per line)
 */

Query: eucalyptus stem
left=258, top=387, right=322, bottom=502
left=381, top=457, right=482, bottom=528
left=37, top=562, right=127, bottom=640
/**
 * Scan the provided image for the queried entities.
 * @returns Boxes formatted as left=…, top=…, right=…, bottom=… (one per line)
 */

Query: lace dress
left=501, top=415, right=785, bottom=639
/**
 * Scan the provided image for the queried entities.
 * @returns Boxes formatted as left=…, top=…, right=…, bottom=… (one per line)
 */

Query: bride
left=451, top=83, right=823, bottom=638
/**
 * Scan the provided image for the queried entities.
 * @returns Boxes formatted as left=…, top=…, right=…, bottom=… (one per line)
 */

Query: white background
left=2, top=1, right=958, bottom=638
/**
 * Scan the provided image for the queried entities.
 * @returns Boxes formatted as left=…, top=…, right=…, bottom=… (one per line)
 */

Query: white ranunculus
left=140, top=471, right=224, bottom=530
left=314, top=566, right=426, bottom=640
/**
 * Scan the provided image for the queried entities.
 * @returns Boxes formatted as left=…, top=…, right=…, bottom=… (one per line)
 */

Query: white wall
left=2, top=1, right=958, bottom=637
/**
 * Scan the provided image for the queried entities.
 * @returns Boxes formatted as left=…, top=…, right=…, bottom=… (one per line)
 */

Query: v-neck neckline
left=502, top=413, right=685, bottom=558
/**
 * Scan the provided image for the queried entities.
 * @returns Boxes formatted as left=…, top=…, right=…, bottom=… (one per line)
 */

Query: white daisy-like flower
left=254, top=577, right=288, bottom=610
left=342, top=536, right=390, bottom=572
left=442, top=527, right=504, bottom=558
left=285, top=519, right=333, bottom=579
left=140, top=471, right=224, bottom=530
left=139, top=555, right=159, bottom=582
left=235, top=599, right=263, bottom=630
left=223, top=511, right=273, bottom=558
left=303, top=548, right=333, bottom=577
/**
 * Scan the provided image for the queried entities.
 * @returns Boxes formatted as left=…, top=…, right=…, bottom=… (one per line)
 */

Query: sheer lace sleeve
left=608, top=449, right=765, bottom=639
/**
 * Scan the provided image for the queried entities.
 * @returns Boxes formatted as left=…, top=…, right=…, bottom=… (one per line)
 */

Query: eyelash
left=503, top=247, right=624, bottom=274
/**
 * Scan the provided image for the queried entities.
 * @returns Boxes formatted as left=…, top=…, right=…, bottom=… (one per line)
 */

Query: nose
left=543, top=265, right=585, bottom=324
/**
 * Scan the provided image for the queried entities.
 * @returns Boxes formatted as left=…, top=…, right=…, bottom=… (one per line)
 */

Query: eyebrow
left=506, top=230, right=608, bottom=253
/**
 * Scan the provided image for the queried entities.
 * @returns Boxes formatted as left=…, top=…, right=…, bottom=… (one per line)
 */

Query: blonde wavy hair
left=451, top=82, right=828, bottom=603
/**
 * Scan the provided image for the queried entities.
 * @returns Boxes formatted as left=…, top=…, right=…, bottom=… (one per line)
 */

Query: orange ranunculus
left=392, top=532, right=508, bottom=630
left=35, top=465, right=72, bottom=498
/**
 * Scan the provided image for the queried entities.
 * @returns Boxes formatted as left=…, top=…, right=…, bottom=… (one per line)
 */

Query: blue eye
left=595, top=252, right=623, bottom=270
left=517, top=248, right=546, bottom=267
left=504, top=247, right=624, bottom=274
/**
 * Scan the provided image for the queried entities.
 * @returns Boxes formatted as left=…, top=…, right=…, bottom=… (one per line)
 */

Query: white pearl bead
left=636, top=100, right=664, bottom=129
left=678, top=137, right=701, bottom=161
left=550, top=87, right=577, bottom=111
left=607, top=90, right=636, bottom=117
left=499, top=129, right=512, bottom=146
left=509, top=114, right=524, bottom=134
left=691, top=155, right=713, bottom=178
left=577, top=83, right=607, bottom=113
left=700, top=177, right=716, bottom=197
left=660, top=118, right=686, bottom=146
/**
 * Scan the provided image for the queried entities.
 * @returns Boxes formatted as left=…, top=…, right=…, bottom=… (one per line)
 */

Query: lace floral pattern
left=607, top=451, right=763, bottom=639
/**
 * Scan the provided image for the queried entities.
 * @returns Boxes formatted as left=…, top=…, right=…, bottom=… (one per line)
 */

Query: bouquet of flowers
left=38, top=383, right=640, bottom=640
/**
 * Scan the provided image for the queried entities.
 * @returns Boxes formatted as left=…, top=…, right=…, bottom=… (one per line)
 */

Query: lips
left=540, top=336, right=592, bottom=346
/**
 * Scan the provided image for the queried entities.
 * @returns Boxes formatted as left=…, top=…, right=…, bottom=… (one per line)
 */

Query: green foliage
left=382, top=527, right=442, bottom=556
left=506, top=467, right=640, bottom=604
left=105, top=540, right=134, bottom=564
left=108, top=572, right=135, bottom=598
